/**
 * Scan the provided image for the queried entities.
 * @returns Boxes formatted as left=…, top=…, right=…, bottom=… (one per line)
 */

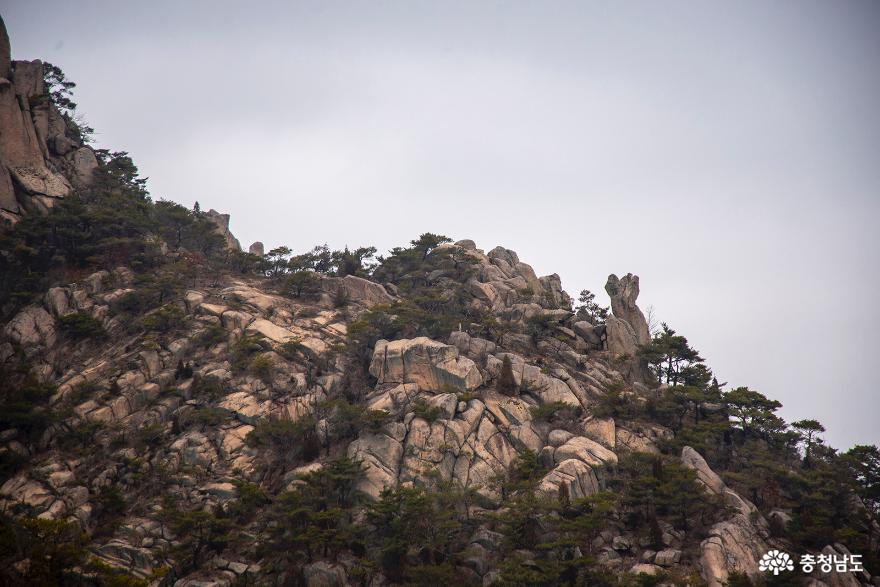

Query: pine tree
left=575, top=289, right=609, bottom=324
left=792, top=419, right=826, bottom=467
left=722, top=387, right=783, bottom=439
left=639, top=323, right=705, bottom=386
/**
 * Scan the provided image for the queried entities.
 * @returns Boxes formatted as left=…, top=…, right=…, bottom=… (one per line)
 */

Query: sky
left=4, top=1, right=879, bottom=448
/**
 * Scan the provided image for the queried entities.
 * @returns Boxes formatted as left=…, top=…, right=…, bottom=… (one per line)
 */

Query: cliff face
left=0, top=16, right=97, bottom=225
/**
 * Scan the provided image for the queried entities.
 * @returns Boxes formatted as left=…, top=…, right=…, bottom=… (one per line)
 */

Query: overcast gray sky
left=5, top=1, right=879, bottom=448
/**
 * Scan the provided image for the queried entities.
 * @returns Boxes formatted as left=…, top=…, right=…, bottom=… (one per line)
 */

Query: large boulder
left=70, top=146, right=98, bottom=186
left=4, top=305, right=56, bottom=347
left=581, top=417, right=616, bottom=449
left=320, top=275, right=395, bottom=307
left=448, top=330, right=497, bottom=360
left=370, top=337, right=483, bottom=391
left=681, top=446, right=726, bottom=495
left=485, top=352, right=581, bottom=407
left=553, top=436, right=618, bottom=468
left=538, top=459, right=600, bottom=500
left=44, top=287, right=72, bottom=317
left=700, top=519, right=768, bottom=587
left=615, top=427, right=660, bottom=454
left=347, top=431, right=404, bottom=500
left=303, top=561, right=348, bottom=587
left=654, top=549, right=682, bottom=566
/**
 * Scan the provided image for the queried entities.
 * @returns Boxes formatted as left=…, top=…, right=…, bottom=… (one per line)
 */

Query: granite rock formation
left=0, top=16, right=97, bottom=225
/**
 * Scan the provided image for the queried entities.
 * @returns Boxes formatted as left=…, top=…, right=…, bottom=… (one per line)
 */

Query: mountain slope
left=0, top=19, right=878, bottom=587
left=2, top=235, right=876, bottom=586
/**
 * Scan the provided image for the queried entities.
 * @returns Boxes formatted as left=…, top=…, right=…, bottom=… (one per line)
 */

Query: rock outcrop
left=0, top=16, right=97, bottom=225
left=435, top=240, right=571, bottom=317
left=345, top=326, right=629, bottom=507
left=604, top=273, right=650, bottom=356
left=319, top=274, right=395, bottom=308
left=605, top=273, right=650, bottom=346
left=204, top=208, right=242, bottom=251
left=7, top=231, right=858, bottom=586
left=370, top=337, right=483, bottom=391
left=604, top=273, right=652, bottom=381
left=681, top=446, right=771, bottom=587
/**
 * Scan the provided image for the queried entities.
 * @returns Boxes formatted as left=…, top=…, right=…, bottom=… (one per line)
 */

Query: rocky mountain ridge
left=1, top=234, right=873, bottom=586
left=0, top=15, right=876, bottom=587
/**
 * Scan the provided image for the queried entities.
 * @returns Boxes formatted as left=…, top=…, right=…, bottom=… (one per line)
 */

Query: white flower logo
left=759, top=549, right=794, bottom=575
